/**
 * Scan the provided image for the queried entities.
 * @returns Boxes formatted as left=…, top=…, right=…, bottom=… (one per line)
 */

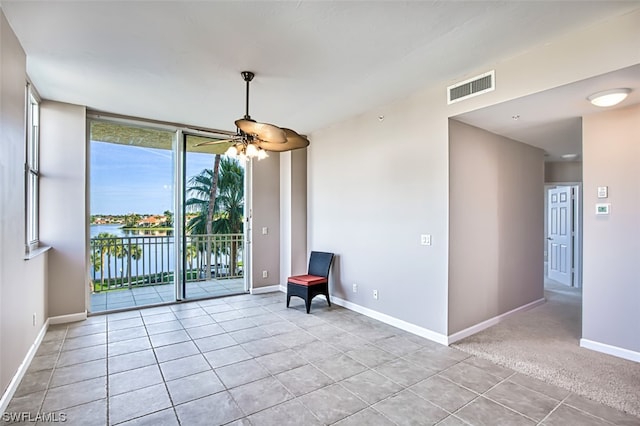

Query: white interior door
left=548, top=186, right=573, bottom=285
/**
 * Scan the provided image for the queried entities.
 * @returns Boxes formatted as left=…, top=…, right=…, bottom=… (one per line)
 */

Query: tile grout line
left=474, top=371, right=550, bottom=424
left=38, top=324, right=68, bottom=420
left=141, top=311, right=183, bottom=426
left=558, top=394, right=621, bottom=426
left=537, top=393, right=572, bottom=426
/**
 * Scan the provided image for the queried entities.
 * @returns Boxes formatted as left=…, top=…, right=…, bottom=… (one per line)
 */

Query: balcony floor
left=90, top=278, right=246, bottom=313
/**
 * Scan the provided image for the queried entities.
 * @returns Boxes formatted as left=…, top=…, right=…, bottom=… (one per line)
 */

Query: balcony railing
left=90, top=233, right=243, bottom=292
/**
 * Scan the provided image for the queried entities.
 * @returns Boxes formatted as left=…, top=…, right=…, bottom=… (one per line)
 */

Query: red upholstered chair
left=286, top=251, right=334, bottom=314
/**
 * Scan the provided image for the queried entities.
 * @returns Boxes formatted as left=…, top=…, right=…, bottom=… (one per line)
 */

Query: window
left=25, top=84, right=40, bottom=254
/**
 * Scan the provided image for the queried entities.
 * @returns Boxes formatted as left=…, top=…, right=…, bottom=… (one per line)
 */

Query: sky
left=90, top=141, right=216, bottom=215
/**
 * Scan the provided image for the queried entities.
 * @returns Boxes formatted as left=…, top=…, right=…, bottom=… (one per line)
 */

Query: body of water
left=91, top=224, right=126, bottom=238
left=90, top=224, right=170, bottom=238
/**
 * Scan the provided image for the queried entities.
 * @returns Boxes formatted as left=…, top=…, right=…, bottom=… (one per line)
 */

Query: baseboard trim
left=48, top=311, right=87, bottom=325
left=580, top=338, right=640, bottom=363
left=447, top=297, right=546, bottom=345
left=330, top=296, right=449, bottom=346
left=250, top=285, right=281, bottom=295
left=0, top=318, right=50, bottom=415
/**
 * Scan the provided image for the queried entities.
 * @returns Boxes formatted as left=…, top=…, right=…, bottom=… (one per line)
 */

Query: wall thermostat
left=595, top=203, right=610, bottom=215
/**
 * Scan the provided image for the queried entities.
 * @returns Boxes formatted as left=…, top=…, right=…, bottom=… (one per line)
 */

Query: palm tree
left=89, top=252, right=102, bottom=292
left=212, top=158, right=244, bottom=274
left=115, top=241, right=143, bottom=288
left=91, top=232, right=119, bottom=290
left=185, top=242, right=199, bottom=278
left=185, top=155, right=220, bottom=278
left=186, top=157, right=244, bottom=277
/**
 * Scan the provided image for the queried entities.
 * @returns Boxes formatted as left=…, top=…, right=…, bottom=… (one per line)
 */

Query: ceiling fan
left=196, top=71, right=309, bottom=160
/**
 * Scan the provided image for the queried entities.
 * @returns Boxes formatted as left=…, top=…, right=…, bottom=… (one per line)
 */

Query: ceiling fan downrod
left=241, top=71, right=254, bottom=121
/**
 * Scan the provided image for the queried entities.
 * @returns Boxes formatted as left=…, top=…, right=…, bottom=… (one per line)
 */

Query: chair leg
left=325, top=291, right=331, bottom=307
left=305, top=292, right=312, bottom=314
left=286, top=294, right=291, bottom=308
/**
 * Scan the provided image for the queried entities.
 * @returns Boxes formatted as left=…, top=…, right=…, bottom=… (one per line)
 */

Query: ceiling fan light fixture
left=245, top=142, right=259, bottom=157
left=225, top=145, right=238, bottom=158
left=587, top=88, right=631, bottom=107
left=257, top=149, right=269, bottom=160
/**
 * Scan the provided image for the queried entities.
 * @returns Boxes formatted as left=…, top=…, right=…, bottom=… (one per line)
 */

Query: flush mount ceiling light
left=196, top=71, right=309, bottom=161
left=587, top=88, right=631, bottom=107
left=562, top=153, right=578, bottom=160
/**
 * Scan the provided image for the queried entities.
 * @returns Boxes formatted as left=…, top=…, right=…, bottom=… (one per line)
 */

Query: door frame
left=544, top=182, right=582, bottom=288
left=177, top=129, right=251, bottom=300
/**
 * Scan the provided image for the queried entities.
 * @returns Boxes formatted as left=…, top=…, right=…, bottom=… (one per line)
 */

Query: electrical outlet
left=421, top=234, right=432, bottom=246
left=373, top=290, right=379, bottom=300
left=32, top=313, right=37, bottom=326
left=262, top=227, right=268, bottom=235
left=262, top=270, right=268, bottom=278
left=352, top=283, right=358, bottom=293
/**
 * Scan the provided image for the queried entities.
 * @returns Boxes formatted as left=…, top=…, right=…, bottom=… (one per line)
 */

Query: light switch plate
left=597, top=186, right=608, bottom=198
left=420, top=234, right=431, bottom=246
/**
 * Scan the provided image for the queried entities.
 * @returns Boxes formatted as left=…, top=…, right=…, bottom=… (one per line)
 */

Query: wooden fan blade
left=189, top=135, right=239, bottom=154
left=193, top=137, right=238, bottom=147
left=235, top=119, right=287, bottom=144
left=257, top=128, right=309, bottom=152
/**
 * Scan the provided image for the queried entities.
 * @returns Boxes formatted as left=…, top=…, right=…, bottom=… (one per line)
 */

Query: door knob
left=547, top=237, right=553, bottom=240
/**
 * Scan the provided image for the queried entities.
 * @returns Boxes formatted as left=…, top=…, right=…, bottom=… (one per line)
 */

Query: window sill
left=24, top=245, right=52, bottom=260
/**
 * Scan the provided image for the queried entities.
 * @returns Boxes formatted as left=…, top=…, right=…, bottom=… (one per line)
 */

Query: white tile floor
left=3, top=292, right=638, bottom=425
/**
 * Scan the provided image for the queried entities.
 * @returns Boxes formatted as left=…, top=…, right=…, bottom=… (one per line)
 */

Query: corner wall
left=280, top=149, right=308, bottom=283
left=39, top=102, right=87, bottom=318
left=448, top=120, right=544, bottom=335
left=582, top=103, right=640, bottom=357
left=251, top=155, right=281, bottom=289
left=0, top=9, right=48, bottom=399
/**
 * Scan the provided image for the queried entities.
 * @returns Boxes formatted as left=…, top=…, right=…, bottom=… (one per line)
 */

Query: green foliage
left=163, top=210, right=174, bottom=227
left=186, top=157, right=244, bottom=235
left=124, top=213, right=141, bottom=227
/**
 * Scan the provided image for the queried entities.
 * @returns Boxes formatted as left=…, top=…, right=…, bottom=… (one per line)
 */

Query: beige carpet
left=452, top=281, right=640, bottom=417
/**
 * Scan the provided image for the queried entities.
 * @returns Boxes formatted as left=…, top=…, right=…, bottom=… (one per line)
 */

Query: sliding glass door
left=88, top=118, right=248, bottom=313
left=89, top=120, right=177, bottom=312
left=180, top=133, right=248, bottom=300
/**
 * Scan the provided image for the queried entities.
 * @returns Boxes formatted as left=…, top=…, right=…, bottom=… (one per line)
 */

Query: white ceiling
left=2, top=1, right=639, bottom=160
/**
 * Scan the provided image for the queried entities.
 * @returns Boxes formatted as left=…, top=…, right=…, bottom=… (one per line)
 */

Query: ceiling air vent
left=447, top=70, right=495, bottom=104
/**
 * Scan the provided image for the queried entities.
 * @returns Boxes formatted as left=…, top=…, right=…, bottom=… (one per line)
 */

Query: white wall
left=39, top=102, right=87, bottom=318
left=0, top=9, right=48, bottom=398
left=545, top=161, right=583, bottom=183
left=582, top=103, right=640, bottom=355
left=251, top=155, right=281, bottom=289
left=309, top=85, right=450, bottom=335
left=448, top=120, right=544, bottom=335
